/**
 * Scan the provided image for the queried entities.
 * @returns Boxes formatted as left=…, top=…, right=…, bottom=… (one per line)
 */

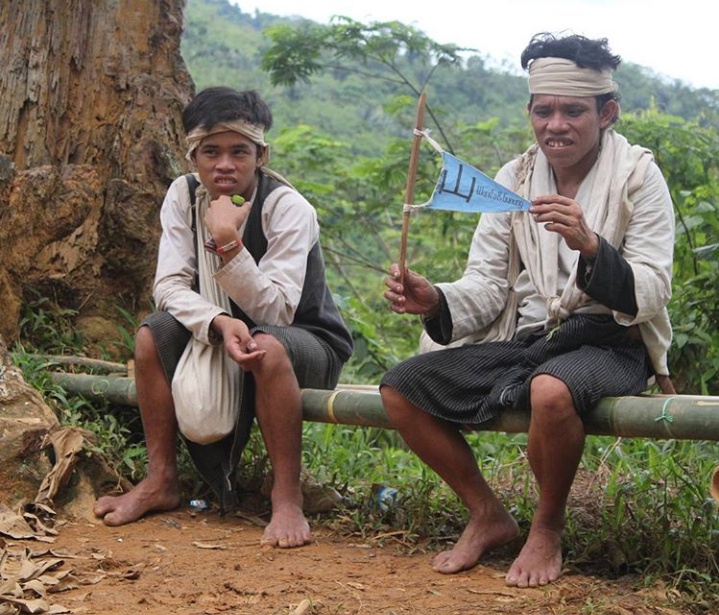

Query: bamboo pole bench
left=47, top=368, right=719, bottom=500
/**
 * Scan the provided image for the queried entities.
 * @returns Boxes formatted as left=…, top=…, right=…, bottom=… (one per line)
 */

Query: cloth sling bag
left=173, top=172, right=283, bottom=513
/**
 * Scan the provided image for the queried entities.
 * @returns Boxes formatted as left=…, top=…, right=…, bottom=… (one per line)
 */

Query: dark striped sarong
left=142, top=310, right=343, bottom=390
left=380, top=314, right=652, bottom=425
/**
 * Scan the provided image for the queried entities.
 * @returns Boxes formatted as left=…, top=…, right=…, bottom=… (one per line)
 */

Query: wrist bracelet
left=216, top=238, right=241, bottom=255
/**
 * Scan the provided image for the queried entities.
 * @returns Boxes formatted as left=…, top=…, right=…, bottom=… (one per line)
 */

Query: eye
left=232, top=146, right=253, bottom=157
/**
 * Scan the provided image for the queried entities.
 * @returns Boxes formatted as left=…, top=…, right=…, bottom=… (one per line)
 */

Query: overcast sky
left=231, top=0, right=717, bottom=90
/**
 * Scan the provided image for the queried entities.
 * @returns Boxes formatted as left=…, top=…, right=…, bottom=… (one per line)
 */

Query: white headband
left=185, top=120, right=267, bottom=161
left=528, top=57, right=618, bottom=97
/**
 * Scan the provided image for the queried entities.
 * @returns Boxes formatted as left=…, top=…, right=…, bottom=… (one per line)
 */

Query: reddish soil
left=22, top=506, right=687, bottom=615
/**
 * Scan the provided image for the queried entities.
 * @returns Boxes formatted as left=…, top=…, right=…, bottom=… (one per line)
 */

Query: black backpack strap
left=185, top=173, right=200, bottom=254
left=184, top=174, right=201, bottom=292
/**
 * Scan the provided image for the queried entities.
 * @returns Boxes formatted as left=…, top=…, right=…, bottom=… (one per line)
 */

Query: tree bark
left=0, top=0, right=194, bottom=350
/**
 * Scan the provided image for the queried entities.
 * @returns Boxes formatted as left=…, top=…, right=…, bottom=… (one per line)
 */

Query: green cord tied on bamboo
left=654, top=398, right=675, bottom=424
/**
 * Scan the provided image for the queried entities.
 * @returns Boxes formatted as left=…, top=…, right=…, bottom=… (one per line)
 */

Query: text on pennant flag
left=424, top=151, right=530, bottom=213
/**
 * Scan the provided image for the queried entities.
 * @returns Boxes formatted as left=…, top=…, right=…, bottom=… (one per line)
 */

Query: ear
left=256, top=145, right=270, bottom=167
left=599, top=99, right=619, bottom=128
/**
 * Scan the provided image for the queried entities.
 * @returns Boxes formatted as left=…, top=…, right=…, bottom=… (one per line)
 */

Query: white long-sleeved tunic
left=152, top=175, right=320, bottom=345
left=434, top=140, right=675, bottom=374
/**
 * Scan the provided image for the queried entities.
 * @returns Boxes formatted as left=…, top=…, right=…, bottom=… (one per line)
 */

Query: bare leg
left=93, top=325, right=181, bottom=526
left=505, top=374, right=585, bottom=587
left=250, top=334, right=310, bottom=549
left=381, top=386, right=519, bottom=573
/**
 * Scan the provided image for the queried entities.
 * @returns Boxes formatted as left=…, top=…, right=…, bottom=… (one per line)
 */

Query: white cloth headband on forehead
left=185, top=120, right=267, bottom=161
left=528, top=57, right=618, bottom=97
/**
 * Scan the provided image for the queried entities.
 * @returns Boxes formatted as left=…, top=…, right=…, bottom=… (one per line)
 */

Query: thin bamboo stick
left=397, top=92, right=427, bottom=285
left=29, top=354, right=128, bottom=374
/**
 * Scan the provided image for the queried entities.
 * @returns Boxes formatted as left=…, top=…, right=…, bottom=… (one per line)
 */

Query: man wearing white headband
left=381, top=33, right=674, bottom=587
left=94, top=87, right=353, bottom=549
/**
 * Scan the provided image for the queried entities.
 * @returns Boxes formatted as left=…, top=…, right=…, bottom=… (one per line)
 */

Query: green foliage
left=18, top=289, right=84, bottom=354
left=261, top=16, right=466, bottom=151
left=577, top=437, right=719, bottom=606
left=260, top=22, right=328, bottom=87
left=11, top=344, right=73, bottom=407
left=621, top=110, right=719, bottom=394
left=181, top=0, right=271, bottom=91
left=261, top=17, right=466, bottom=92
left=184, top=0, right=719, bottom=160
left=11, top=343, right=148, bottom=482
left=112, top=305, right=141, bottom=355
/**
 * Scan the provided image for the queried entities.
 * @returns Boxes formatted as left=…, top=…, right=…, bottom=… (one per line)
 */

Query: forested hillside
left=182, top=0, right=719, bottom=158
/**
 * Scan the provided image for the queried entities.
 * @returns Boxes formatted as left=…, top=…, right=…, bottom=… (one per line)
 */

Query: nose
left=215, top=153, right=235, bottom=170
left=547, top=111, right=568, bottom=132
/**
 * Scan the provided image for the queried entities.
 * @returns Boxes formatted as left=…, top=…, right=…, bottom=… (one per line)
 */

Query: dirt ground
left=5, top=502, right=690, bottom=615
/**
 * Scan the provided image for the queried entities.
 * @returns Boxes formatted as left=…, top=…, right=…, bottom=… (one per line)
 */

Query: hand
left=530, top=194, right=599, bottom=258
left=211, top=315, right=266, bottom=370
left=204, top=195, right=250, bottom=245
left=383, top=264, right=440, bottom=316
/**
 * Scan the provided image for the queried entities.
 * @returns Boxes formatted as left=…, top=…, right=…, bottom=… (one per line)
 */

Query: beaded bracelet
left=215, top=238, right=241, bottom=255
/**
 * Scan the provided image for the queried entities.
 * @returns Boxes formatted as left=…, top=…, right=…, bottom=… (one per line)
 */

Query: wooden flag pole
left=398, top=92, right=427, bottom=285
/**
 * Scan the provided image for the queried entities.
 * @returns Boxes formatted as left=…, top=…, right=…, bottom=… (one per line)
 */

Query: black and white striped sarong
left=380, top=314, right=652, bottom=425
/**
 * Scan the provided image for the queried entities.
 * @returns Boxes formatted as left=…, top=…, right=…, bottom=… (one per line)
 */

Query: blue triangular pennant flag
left=424, top=151, right=530, bottom=213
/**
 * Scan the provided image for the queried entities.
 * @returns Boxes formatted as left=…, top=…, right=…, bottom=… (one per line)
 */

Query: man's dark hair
left=520, top=32, right=621, bottom=73
left=182, top=87, right=273, bottom=134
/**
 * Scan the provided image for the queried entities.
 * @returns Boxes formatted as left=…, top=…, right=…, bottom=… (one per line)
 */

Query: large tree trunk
left=0, top=0, right=194, bottom=352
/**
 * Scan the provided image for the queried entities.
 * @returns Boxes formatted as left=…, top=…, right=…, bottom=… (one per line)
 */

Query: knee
left=134, top=325, right=158, bottom=367
left=380, top=385, right=414, bottom=425
left=252, top=333, right=292, bottom=374
left=530, top=375, right=575, bottom=422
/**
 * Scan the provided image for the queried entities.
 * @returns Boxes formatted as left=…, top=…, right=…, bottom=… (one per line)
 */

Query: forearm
left=421, top=287, right=453, bottom=344
left=214, top=248, right=298, bottom=325
left=577, top=235, right=638, bottom=316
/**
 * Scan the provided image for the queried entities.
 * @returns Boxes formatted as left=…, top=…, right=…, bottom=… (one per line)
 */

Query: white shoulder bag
left=171, top=178, right=242, bottom=445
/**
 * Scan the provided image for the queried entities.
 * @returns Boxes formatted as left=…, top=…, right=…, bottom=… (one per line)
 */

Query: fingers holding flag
left=391, top=94, right=528, bottom=322
left=384, top=264, right=440, bottom=316
left=530, top=194, right=599, bottom=256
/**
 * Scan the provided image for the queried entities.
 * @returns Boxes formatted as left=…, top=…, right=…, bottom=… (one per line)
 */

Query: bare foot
left=432, top=508, right=519, bottom=574
left=505, top=526, right=563, bottom=587
left=94, top=476, right=181, bottom=526
left=260, top=502, right=311, bottom=549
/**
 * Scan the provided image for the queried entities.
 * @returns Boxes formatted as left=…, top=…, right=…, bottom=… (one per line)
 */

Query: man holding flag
left=380, top=32, right=674, bottom=587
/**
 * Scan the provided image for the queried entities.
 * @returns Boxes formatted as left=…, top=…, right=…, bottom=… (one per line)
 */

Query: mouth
left=545, top=139, right=573, bottom=149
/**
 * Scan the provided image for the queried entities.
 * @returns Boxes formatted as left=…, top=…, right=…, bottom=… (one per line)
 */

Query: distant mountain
left=181, top=0, right=719, bottom=153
